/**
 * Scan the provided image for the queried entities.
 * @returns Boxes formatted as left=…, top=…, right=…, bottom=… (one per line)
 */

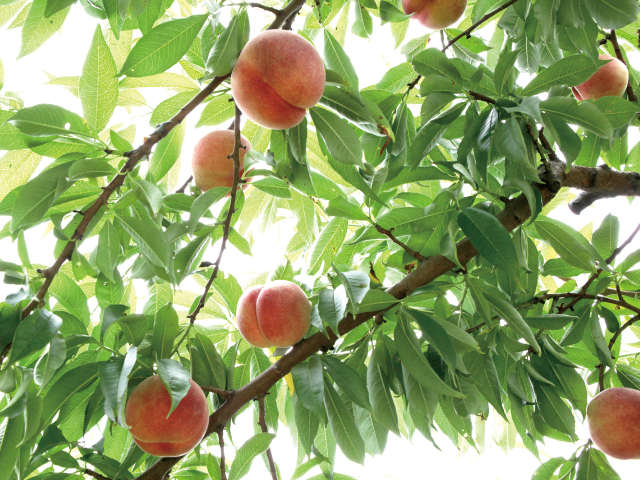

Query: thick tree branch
left=609, top=30, right=639, bottom=103
left=471, top=85, right=640, bottom=209
left=443, top=0, right=522, bottom=51
left=187, top=105, right=244, bottom=324
left=257, top=396, right=278, bottom=480
left=561, top=164, right=640, bottom=214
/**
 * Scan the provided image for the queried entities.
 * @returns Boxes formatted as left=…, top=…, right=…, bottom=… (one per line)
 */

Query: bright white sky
left=1, top=2, right=639, bottom=479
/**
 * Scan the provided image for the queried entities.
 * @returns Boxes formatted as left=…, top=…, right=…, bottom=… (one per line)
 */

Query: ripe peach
left=124, top=375, right=209, bottom=457
left=230, top=31, right=325, bottom=130
left=191, top=130, right=251, bottom=192
left=402, top=0, right=467, bottom=30
left=587, top=387, right=640, bottom=460
left=572, top=55, right=629, bottom=101
left=236, top=280, right=312, bottom=348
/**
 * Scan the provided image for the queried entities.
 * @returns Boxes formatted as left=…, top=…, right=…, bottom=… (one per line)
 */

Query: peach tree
left=0, top=0, right=640, bottom=479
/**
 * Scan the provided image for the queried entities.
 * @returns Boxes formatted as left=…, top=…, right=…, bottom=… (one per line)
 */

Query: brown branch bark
left=561, top=164, right=640, bottom=214
left=609, top=30, right=639, bottom=103
left=257, top=396, right=278, bottom=480
left=187, top=105, right=244, bottom=324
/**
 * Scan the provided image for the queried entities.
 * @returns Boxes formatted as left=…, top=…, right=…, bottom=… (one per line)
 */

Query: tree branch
left=187, top=105, right=244, bottom=324
left=608, top=30, right=638, bottom=103
left=443, top=0, right=522, bottom=51
left=257, top=396, right=278, bottom=480
left=266, top=0, right=305, bottom=30
left=562, top=164, right=640, bottom=214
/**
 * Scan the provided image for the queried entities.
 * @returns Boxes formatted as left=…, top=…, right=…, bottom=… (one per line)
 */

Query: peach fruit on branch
left=236, top=280, right=312, bottom=348
left=124, top=375, right=210, bottom=457
left=230, top=30, right=325, bottom=130
left=191, top=130, right=252, bottom=192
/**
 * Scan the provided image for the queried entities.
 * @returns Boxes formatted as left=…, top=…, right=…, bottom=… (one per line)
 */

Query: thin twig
left=201, top=386, right=233, bottom=398
left=599, top=313, right=640, bottom=393
left=465, top=322, right=486, bottom=333
left=224, top=2, right=282, bottom=14
left=607, top=223, right=640, bottom=264
left=598, top=364, right=605, bottom=393
left=608, top=314, right=640, bottom=351
left=469, top=90, right=496, bottom=104
left=560, top=223, right=640, bottom=314
left=375, top=224, right=427, bottom=261
left=187, top=105, right=244, bottom=324
left=538, top=128, right=562, bottom=164
left=257, top=396, right=278, bottom=480
left=536, top=293, right=640, bottom=315
left=525, top=122, right=551, bottom=174
left=556, top=268, right=603, bottom=315
left=218, top=428, right=227, bottom=480
left=443, top=0, right=522, bottom=51
left=175, top=175, right=193, bottom=194
left=608, top=30, right=638, bottom=103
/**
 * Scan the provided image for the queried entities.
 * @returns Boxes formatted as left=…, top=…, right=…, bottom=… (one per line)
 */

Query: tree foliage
left=0, top=0, right=640, bottom=479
